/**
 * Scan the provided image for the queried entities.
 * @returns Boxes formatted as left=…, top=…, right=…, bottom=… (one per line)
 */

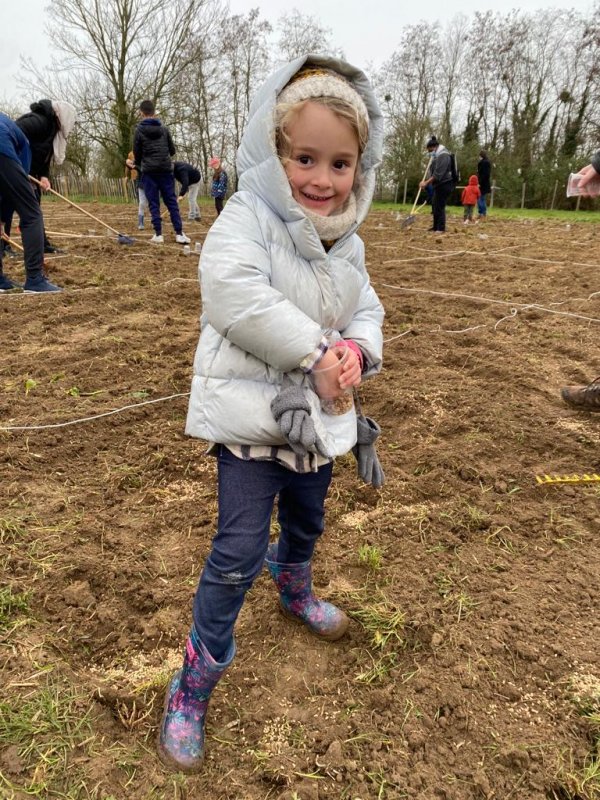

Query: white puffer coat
left=185, top=54, right=385, bottom=455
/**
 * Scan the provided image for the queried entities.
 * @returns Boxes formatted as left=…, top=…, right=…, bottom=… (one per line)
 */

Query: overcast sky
left=1, top=0, right=594, bottom=108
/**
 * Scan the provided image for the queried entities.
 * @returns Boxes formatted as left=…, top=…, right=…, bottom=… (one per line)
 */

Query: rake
left=29, top=176, right=135, bottom=244
left=1, top=232, right=24, bottom=252
left=400, top=159, right=432, bottom=229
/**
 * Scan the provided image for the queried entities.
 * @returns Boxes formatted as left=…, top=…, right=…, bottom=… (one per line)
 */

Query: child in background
left=461, top=174, right=481, bottom=224
left=125, top=150, right=148, bottom=229
left=157, top=55, right=385, bottom=774
left=208, top=157, right=227, bottom=216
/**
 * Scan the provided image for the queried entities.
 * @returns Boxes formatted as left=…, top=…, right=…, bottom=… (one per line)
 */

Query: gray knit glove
left=271, top=385, right=331, bottom=458
left=353, top=414, right=385, bottom=488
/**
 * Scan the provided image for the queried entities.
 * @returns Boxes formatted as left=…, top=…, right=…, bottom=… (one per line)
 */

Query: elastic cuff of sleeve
left=334, top=339, right=364, bottom=370
left=300, top=336, right=329, bottom=373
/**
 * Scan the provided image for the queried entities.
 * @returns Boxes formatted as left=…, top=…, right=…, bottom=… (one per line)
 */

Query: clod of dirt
left=0, top=745, right=25, bottom=775
left=62, top=579, right=96, bottom=607
left=320, top=739, right=344, bottom=768
left=498, top=745, right=530, bottom=770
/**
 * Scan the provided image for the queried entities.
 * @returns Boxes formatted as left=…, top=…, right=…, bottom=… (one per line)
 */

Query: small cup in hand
left=311, top=344, right=354, bottom=416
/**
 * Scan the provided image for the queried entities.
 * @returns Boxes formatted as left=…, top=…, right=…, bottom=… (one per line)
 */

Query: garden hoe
left=29, top=176, right=135, bottom=245
left=401, top=158, right=432, bottom=230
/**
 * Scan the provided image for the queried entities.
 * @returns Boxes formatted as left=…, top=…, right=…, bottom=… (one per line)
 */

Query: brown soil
left=1, top=201, right=599, bottom=800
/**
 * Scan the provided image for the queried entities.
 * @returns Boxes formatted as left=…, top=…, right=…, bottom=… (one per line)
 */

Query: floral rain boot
left=265, top=542, right=348, bottom=641
left=157, top=628, right=235, bottom=773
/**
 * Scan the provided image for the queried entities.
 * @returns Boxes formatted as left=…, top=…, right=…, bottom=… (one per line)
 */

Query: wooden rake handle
left=28, top=175, right=122, bottom=237
left=1, top=232, right=24, bottom=252
left=409, top=158, right=433, bottom=216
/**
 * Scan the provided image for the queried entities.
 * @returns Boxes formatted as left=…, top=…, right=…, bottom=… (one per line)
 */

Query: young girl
left=208, top=156, right=228, bottom=216
left=461, top=175, right=481, bottom=224
left=157, top=55, right=385, bottom=773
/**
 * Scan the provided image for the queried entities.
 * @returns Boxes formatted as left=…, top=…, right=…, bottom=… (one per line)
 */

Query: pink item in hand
left=334, top=339, right=364, bottom=370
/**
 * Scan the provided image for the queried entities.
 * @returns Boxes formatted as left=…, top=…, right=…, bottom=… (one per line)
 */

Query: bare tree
left=375, top=23, right=441, bottom=192
left=277, top=9, right=339, bottom=61
left=22, top=0, right=220, bottom=174
left=220, top=9, right=272, bottom=186
left=438, top=15, right=469, bottom=144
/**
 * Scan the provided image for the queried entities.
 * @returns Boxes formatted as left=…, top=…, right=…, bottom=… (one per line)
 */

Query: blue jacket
left=0, top=112, right=32, bottom=173
left=210, top=170, right=228, bottom=198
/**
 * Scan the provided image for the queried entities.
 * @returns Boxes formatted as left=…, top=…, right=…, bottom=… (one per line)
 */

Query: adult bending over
left=0, top=113, right=61, bottom=292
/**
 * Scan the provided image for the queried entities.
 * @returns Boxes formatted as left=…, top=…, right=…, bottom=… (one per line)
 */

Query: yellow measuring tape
left=536, top=473, right=600, bottom=485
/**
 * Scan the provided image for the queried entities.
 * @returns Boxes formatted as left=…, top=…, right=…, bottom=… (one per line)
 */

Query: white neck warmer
left=303, top=192, right=357, bottom=242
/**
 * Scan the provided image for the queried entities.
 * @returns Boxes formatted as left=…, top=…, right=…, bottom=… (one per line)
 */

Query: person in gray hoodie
left=157, top=55, right=385, bottom=774
left=420, top=135, right=456, bottom=232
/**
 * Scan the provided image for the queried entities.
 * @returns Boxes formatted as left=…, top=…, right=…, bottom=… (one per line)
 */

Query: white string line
left=3, top=283, right=598, bottom=429
left=381, top=283, right=600, bottom=316
left=0, top=392, right=191, bottom=432
left=383, top=251, right=600, bottom=269
left=383, top=250, right=467, bottom=263
left=378, top=284, right=600, bottom=337
left=0, top=276, right=198, bottom=300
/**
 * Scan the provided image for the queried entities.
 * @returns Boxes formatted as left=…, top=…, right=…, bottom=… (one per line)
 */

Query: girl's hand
left=312, top=349, right=343, bottom=400
left=337, top=346, right=361, bottom=389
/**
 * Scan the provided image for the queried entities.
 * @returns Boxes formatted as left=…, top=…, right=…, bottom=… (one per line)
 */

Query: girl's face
left=283, top=101, right=359, bottom=217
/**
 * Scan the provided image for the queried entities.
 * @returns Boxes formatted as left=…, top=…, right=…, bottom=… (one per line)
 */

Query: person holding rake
left=0, top=112, right=61, bottom=292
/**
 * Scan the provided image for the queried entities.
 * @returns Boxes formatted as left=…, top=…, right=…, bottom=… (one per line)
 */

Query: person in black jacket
left=477, top=150, right=492, bottom=220
left=419, top=136, right=456, bottom=233
left=6, top=99, right=77, bottom=254
left=127, top=100, right=190, bottom=245
left=0, top=112, right=61, bottom=292
left=173, top=161, right=202, bottom=221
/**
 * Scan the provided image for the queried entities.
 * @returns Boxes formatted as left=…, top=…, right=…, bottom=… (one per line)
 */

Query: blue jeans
left=477, top=194, right=488, bottom=216
left=141, top=172, right=182, bottom=235
left=192, top=446, right=333, bottom=660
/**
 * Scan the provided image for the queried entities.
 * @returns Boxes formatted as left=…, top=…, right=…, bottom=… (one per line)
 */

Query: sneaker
left=175, top=233, right=191, bottom=244
left=150, top=234, right=164, bottom=244
left=0, top=274, right=21, bottom=291
left=44, top=243, right=64, bottom=254
left=561, top=378, right=600, bottom=411
left=138, top=223, right=145, bottom=230
left=23, top=274, right=62, bottom=293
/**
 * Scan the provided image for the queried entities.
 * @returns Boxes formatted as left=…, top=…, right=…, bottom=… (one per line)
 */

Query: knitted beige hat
left=277, top=67, right=369, bottom=130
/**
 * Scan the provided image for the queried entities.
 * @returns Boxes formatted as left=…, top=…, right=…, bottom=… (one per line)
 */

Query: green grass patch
left=0, top=586, right=31, bottom=633
left=372, top=200, right=598, bottom=223
left=0, top=677, right=93, bottom=798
